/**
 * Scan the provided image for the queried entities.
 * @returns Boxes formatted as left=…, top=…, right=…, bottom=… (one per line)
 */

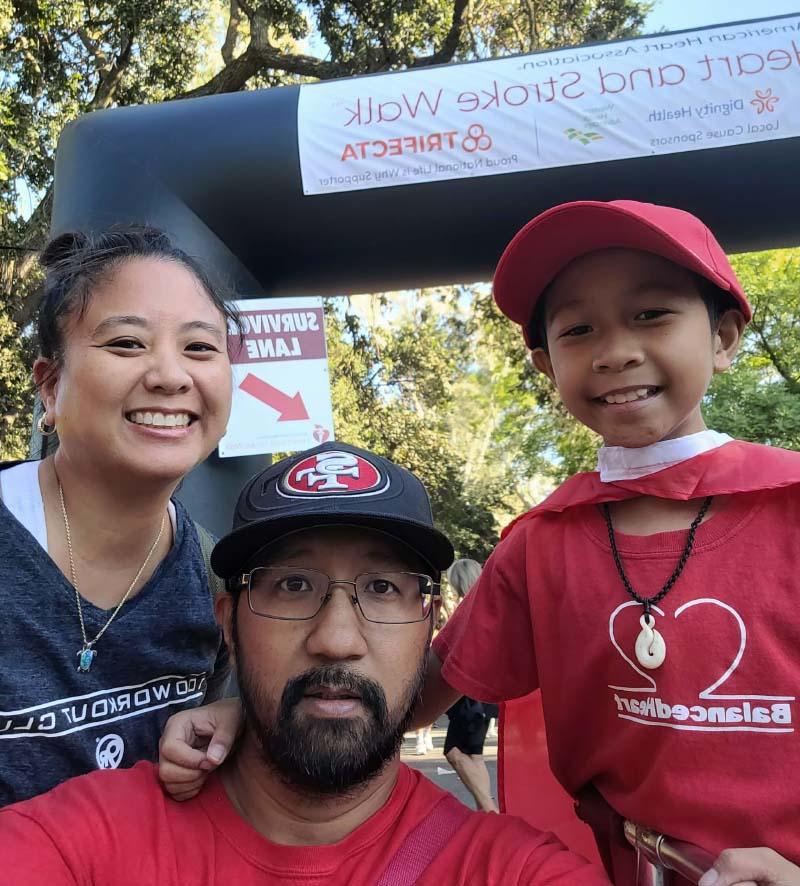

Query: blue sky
left=645, top=0, right=799, bottom=33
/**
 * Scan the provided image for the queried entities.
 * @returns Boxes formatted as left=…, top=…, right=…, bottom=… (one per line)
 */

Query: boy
left=418, top=199, right=800, bottom=881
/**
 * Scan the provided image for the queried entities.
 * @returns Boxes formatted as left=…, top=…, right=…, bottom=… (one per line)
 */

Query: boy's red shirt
left=434, top=441, right=800, bottom=867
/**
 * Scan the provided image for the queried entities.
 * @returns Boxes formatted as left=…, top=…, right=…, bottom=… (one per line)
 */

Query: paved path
left=401, top=718, right=497, bottom=809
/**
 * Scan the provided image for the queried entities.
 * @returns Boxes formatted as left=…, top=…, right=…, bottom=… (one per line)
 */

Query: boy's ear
left=713, top=310, right=747, bottom=373
left=531, top=347, right=556, bottom=383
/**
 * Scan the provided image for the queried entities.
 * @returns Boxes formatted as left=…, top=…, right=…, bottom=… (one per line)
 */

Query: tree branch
left=753, top=321, right=800, bottom=393
left=75, top=27, right=109, bottom=65
left=524, top=0, right=539, bottom=50
left=181, top=44, right=345, bottom=96
left=186, top=0, right=468, bottom=96
left=88, top=28, right=134, bottom=110
left=410, top=0, right=469, bottom=67
left=221, top=0, right=244, bottom=66
left=8, top=0, right=472, bottom=318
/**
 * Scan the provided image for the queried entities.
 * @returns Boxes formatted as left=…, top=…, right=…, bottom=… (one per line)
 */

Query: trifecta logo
left=340, top=123, right=493, bottom=162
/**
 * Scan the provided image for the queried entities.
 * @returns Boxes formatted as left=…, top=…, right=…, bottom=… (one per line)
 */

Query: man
left=0, top=442, right=609, bottom=885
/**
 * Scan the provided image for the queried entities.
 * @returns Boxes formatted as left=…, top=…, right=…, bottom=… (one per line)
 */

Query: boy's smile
left=593, top=385, right=660, bottom=406
left=532, top=249, right=744, bottom=448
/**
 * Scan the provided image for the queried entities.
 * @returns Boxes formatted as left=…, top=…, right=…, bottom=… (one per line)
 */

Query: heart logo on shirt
left=607, top=597, right=793, bottom=701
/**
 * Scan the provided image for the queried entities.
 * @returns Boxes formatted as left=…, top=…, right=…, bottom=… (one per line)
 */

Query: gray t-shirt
left=0, top=494, right=228, bottom=806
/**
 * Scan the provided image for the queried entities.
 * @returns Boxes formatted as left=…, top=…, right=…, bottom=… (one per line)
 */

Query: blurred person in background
left=443, top=559, right=499, bottom=813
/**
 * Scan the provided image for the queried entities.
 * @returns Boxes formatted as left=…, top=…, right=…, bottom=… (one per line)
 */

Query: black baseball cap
left=211, top=442, right=455, bottom=578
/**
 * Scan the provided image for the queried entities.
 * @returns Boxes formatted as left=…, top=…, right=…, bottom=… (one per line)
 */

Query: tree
left=470, top=285, right=599, bottom=486
left=324, top=294, right=506, bottom=560
left=704, top=249, right=800, bottom=450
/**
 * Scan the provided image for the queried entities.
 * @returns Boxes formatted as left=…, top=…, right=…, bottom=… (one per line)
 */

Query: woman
left=442, top=558, right=499, bottom=813
left=0, top=226, right=237, bottom=806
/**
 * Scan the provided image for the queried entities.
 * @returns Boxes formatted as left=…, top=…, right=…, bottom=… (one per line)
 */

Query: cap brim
left=211, top=514, right=455, bottom=579
left=493, top=201, right=751, bottom=346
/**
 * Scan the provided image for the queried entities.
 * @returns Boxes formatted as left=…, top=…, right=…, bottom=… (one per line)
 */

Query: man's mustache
left=280, top=664, right=389, bottom=722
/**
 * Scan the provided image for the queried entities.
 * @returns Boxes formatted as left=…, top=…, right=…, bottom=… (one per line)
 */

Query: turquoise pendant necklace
left=77, top=645, right=97, bottom=673
left=56, top=471, right=165, bottom=673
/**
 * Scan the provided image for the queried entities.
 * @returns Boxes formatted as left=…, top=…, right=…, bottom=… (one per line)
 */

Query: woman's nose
left=143, top=349, right=194, bottom=393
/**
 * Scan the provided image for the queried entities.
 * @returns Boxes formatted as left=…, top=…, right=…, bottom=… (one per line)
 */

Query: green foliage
left=462, top=0, right=650, bottom=57
left=704, top=359, right=800, bottom=450
left=1, top=1, right=212, bottom=221
left=704, top=249, right=800, bottom=450
left=310, top=0, right=453, bottom=69
left=0, top=306, right=33, bottom=459
left=324, top=296, right=504, bottom=560
left=470, top=286, right=599, bottom=487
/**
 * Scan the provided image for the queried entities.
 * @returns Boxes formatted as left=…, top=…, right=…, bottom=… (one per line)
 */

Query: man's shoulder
left=2, top=761, right=165, bottom=827
left=439, top=808, right=608, bottom=884
left=400, top=765, right=584, bottom=851
left=400, top=770, right=608, bottom=885
left=0, top=762, right=217, bottom=884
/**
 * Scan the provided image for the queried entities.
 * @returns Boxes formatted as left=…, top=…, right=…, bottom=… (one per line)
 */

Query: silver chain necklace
left=56, top=475, right=166, bottom=673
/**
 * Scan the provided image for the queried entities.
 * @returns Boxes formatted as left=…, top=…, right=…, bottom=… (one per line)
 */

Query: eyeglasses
left=238, top=567, right=438, bottom=624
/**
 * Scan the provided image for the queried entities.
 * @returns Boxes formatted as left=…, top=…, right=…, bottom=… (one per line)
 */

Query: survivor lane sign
left=218, top=297, right=335, bottom=458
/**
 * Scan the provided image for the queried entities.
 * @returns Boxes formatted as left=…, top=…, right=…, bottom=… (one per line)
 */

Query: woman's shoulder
left=0, top=460, right=50, bottom=556
left=170, top=499, right=217, bottom=552
left=165, top=500, right=224, bottom=598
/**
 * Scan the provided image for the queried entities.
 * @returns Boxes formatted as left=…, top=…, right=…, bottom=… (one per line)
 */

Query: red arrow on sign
left=239, top=373, right=309, bottom=421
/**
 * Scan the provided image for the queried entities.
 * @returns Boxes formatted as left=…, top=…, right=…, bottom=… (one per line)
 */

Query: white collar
left=596, top=430, right=733, bottom=483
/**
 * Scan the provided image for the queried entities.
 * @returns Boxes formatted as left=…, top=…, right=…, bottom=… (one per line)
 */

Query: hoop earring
left=37, top=414, right=57, bottom=437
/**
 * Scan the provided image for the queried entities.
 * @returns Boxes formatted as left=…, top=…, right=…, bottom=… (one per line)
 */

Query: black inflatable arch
left=51, top=16, right=800, bottom=533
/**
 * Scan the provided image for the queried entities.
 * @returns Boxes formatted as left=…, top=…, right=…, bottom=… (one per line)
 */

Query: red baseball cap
left=493, top=199, right=751, bottom=347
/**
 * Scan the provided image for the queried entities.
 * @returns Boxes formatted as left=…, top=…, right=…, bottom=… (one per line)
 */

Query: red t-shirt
left=435, top=486, right=800, bottom=864
left=0, top=761, right=609, bottom=885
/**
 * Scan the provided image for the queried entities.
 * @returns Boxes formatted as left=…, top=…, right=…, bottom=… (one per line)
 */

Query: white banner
left=297, top=15, right=800, bottom=195
left=218, top=298, right=335, bottom=458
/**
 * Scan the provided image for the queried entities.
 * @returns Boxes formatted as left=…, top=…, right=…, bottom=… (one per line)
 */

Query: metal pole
left=636, top=860, right=669, bottom=886
left=625, top=821, right=716, bottom=886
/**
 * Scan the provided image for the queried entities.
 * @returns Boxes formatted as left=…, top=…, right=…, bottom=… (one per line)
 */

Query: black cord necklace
left=601, top=495, right=713, bottom=670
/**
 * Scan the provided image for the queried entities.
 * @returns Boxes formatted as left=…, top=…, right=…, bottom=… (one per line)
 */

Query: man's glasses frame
left=236, top=567, right=440, bottom=625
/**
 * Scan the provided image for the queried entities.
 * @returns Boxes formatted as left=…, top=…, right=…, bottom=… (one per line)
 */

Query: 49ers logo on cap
left=280, top=451, right=389, bottom=497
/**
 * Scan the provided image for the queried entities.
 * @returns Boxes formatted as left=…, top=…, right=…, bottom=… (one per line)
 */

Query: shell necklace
left=601, top=496, right=713, bottom=670
left=57, top=474, right=165, bottom=673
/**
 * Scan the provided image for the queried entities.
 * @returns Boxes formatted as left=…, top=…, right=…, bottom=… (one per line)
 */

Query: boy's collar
left=501, top=440, right=800, bottom=540
left=596, top=430, right=733, bottom=483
